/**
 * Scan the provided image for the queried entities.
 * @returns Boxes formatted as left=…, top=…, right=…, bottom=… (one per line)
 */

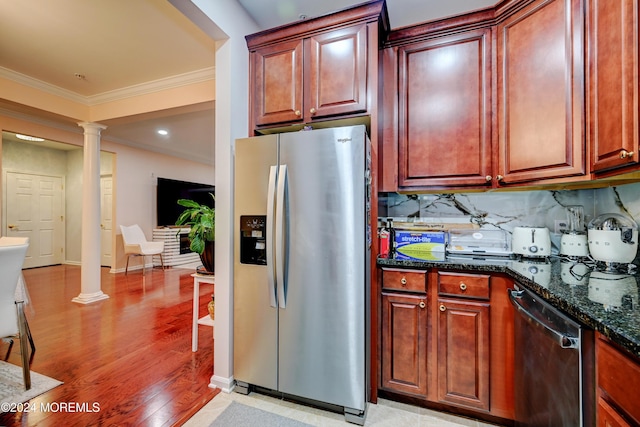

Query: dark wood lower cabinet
left=596, top=333, right=640, bottom=426
left=379, top=268, right=515, bottom=423
left=597, top=396, right=632, bottom=427
left=381, top=292, right=428, bottom=396
left=437, top=298, right=490, bottom=411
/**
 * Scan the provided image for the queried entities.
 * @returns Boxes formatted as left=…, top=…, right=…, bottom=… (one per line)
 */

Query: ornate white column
left=72, top=122, right=109, bottom=304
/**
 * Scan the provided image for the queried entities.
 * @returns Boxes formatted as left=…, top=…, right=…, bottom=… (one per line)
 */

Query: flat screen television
left=156, top=177, right=215, bottom=227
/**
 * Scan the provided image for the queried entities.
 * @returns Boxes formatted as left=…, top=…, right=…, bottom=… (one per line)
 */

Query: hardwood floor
left=0, top=264, right=219, bottom=426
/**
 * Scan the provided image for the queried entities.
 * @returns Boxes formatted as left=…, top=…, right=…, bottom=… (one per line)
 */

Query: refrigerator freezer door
left=277, top=126, right=367, bottom=411
left=233, top=134, right=279, bottom=391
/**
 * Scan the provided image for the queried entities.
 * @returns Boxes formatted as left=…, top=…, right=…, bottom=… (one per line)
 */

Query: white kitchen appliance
left=447, top=229, right=512, bottom=258
left=560, top=205, right=589, bottom=258
left=512, top=226, right=551, bottom=258
left=587, top=213, right=638, bottom=266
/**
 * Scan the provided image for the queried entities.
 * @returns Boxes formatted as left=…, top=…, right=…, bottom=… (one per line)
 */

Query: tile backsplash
left=379, top=181, right=640, bottom=255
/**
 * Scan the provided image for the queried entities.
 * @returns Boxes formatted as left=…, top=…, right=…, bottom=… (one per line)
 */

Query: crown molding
left=0, top=66, right=87, bottom=104
left=0, top=66, right=216, bottom=107
left=0, top=105, right=82, bottom=135
left=87, top=67, right=216, bottom=105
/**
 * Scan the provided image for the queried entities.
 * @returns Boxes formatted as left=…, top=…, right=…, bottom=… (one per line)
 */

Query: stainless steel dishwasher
left=508, top=287, right=594, bottom=427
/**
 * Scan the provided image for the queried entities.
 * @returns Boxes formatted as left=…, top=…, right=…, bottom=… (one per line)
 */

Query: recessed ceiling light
left=16, top=133, right=45, bottom=142
left=157, top=129, right=169, bottom=136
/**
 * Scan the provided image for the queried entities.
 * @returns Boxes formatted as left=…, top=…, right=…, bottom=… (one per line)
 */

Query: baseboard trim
left=210, top=375, right=234, bottom=393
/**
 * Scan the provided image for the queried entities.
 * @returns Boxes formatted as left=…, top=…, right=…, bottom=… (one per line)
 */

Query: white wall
left=1, top=132, right=213, bottom=264
left=174, top=0, right=258, bottom=392
left=101, top=139, right=214, bottom=239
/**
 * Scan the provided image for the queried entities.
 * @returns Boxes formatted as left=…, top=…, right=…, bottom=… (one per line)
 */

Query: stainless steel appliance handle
left=276, top=164, right=287, bottom=309
left=266, top=166, right=277, bottom=308
left=508, top=289, right=578, bottom=349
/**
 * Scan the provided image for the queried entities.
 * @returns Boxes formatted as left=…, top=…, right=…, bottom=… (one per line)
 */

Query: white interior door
left=5, top=172, right=65, bottom=268
left=100, top=176, right=113, bottom=267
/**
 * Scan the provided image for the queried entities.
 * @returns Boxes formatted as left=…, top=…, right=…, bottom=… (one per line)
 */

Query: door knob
left=295, top=110, right=301, bottom=117
left=620, top=150, right=635, bottom=159
left=496, top=175, right=504, bottom=181
left=419, top=301, right=426, bottom=309
left=439, top=304, right=446, bottom=312
left=310, top=108, right=317, bottom=115
left=485, top=175, right=492, bottom=182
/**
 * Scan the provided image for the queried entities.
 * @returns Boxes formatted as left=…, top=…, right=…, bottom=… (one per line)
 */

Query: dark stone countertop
left=377, top=255, right=640, bottom=359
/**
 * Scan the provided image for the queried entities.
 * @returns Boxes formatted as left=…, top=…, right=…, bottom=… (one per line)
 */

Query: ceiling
left=0, top=0, right=496, bottom=163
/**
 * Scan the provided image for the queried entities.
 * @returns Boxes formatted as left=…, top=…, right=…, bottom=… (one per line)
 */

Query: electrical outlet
left=555, top=219, right=568, bottom=234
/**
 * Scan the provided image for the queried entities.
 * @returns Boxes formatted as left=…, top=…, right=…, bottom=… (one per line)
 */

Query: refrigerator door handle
left=276, top=164, right=287, bottom=308
left=266, top=165, right=278, bottom=308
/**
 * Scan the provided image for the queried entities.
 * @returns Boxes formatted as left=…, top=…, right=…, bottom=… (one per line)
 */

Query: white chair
left=120, top=225, right=165, bottom=275
left=0, top=236, right=33, bottom=390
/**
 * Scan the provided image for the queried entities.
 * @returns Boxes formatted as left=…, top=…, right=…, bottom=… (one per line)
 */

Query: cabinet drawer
left=597, top=334, right=640, bottom=425
left=381, top=268, right=427, bottom=293
left=437, top=271, right=490, bottom=300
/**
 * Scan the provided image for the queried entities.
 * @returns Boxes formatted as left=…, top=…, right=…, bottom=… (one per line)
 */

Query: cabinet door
left=497, top=0, right=585, bottom=184
left=307, top=24, right=368, bottom=120
left=381, top=292, right=428, bottom=396
left=597, top=396, right=632, bottom=427
left=588, top=0, right=640, bottom=173
left=437, top=298, right=490, bottom=411
left=596, top=333, right=640, bottom=425
left=397, top=29, right=493, bottom=189
left=252, top=39, right=304, bottom=127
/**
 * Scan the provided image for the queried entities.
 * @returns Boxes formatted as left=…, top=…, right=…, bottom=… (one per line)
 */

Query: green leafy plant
left=175, top=194, right=215, bottom=255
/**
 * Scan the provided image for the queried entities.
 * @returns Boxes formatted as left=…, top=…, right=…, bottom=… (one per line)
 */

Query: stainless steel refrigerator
left=233, top=125, right=371, bottom=425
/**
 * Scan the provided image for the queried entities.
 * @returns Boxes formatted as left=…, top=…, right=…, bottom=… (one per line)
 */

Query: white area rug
left=0, top=360, right=62, bottom=407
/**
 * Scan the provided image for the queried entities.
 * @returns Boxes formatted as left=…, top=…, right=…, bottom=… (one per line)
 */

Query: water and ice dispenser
left=239, top=215, right=267, bottom=265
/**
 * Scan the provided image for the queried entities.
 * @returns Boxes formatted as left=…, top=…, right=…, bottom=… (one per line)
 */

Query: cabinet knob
left=310, top=108, right=317, bottom=115
left=496, top=175, right=504, bottom=181
left=459, top=283, right=467, bottom=291
left=7, top=224, right=17, bottom=230
left=295, top=110, right=301, bottom=117
left=620, top=150, right=635, bottom=159
left=485, top=175, right=492, bottom=182
left=439, top=304, right=446, bottom=312
left=419, top=301, right=426, bottom=309
left=400, top=277, right=407, bottom=286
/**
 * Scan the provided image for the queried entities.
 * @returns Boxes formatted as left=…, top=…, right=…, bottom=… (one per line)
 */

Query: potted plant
left=175, top=194, right=215, bottom=273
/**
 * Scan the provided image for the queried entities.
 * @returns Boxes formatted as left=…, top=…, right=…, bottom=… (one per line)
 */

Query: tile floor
left=184, top=391, right=503, bottom=427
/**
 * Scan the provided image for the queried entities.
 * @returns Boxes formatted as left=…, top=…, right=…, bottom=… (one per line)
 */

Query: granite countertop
left=377, top=255, right=640, bottom=359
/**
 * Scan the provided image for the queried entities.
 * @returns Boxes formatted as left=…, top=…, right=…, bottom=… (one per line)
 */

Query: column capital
left=77, top=122, right=107, bottom=135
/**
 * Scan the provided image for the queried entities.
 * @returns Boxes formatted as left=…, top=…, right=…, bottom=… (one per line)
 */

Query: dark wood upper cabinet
left=246, top=1, right=387, bottom=132
left=307, top=25, right=368, bottom=120
left=587, top=0, right=640, bottom=174
left=381, top=0, right=589, bottom=192
left=396, top=28, right=493, bottom=189
left=251, top=39, right=304, bottom=127
left=496, top=0, right=586, bottom=185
